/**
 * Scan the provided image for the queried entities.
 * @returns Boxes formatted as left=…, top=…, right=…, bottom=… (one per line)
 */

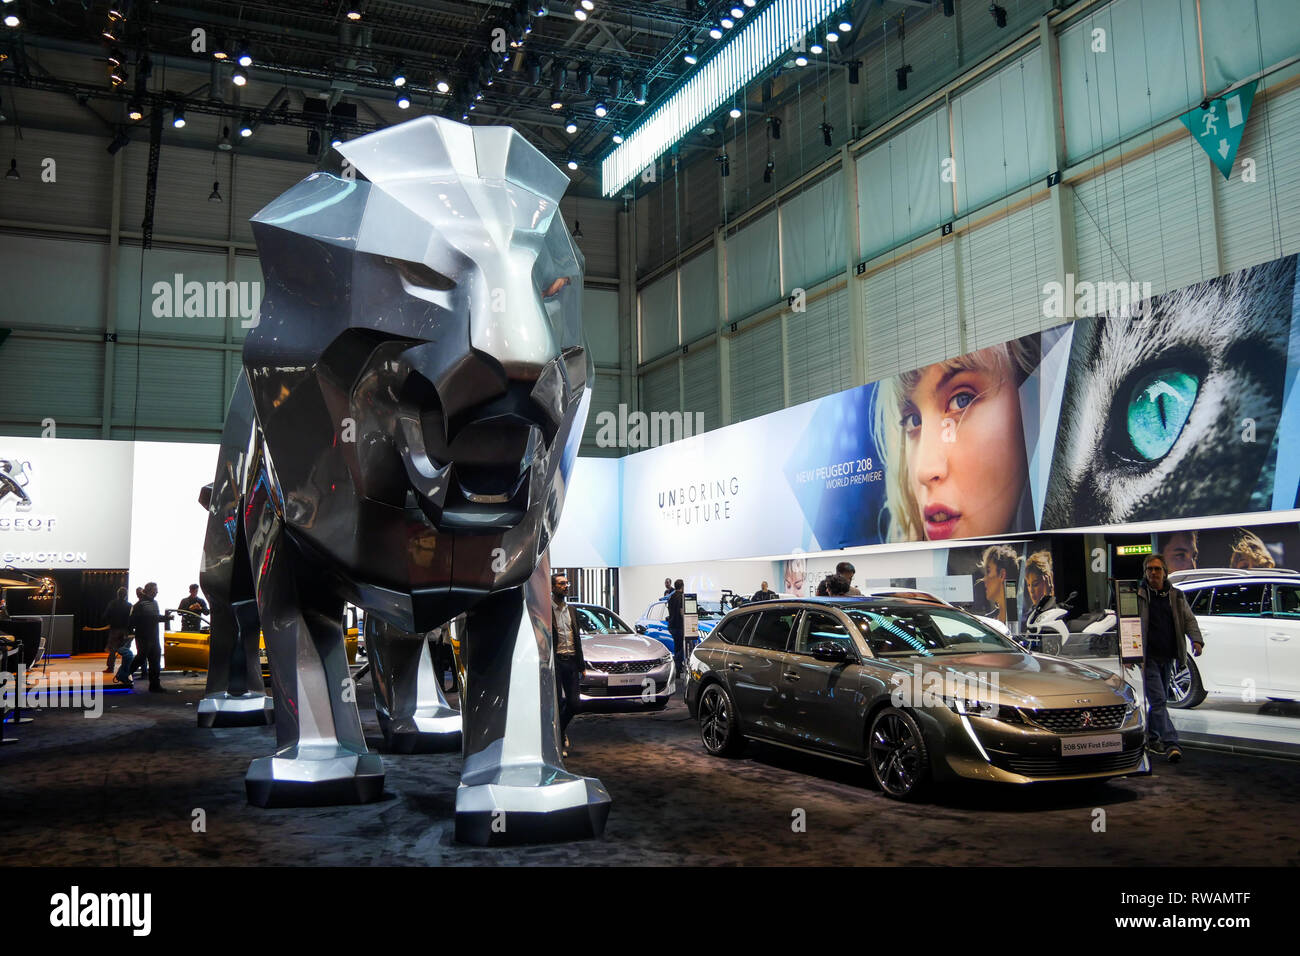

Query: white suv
left=1166, top=568, right=1300, bottom=708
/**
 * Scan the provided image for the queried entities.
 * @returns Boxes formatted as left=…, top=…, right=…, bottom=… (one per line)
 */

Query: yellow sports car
left=164, top=624, right=360, bottom=676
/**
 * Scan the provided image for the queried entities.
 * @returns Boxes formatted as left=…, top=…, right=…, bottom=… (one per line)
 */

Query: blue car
left=634, top=597, right=725, bottom=656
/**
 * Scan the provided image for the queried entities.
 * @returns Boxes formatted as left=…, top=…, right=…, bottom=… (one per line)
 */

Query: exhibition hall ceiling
left=0, top=1, right=1004, bottom=194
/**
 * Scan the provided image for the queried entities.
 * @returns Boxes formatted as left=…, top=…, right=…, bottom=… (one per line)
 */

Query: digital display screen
left=1115, top=544, right=1153, bottom=556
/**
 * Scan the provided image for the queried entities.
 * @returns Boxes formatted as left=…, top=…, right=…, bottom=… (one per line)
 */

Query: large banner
left=622, top=254, right=1300, bottom=565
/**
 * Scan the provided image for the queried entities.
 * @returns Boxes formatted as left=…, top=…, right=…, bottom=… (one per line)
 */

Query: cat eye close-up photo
left=1042, top=256, right=1298, bottom=528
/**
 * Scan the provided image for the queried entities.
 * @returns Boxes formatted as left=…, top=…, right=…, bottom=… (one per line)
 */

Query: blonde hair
left=1024, top=549, right=1054, bottom=594
left=872, top=339, right=1038, bottom=542
left=1230, top=529, right=1275, bottom=569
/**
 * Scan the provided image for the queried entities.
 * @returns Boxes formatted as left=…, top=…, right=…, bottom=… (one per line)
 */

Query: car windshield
left=844, top=606, right=1022, bottom=658
left=573, top=606, right=634, bottom=635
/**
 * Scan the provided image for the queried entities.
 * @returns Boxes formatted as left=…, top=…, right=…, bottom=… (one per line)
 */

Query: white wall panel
left=726, top=210, right=780, bottom=320
left=960, top=197, right=1059, bottom=349
left=1072, top=134, right=1219, bottom=299
left=680, top=247, right=719, bottom=342
left=582, top=287, right=620, bottom=366
left=727, top=317, right=782, bottom=423
left=682, top=340, right=721, bottom=434
left=861, top=239, right=961, bottom=383
left=780, top=170, right=845, bottom=293
left=856, top=108, right=952, bottom=260
left=1059, top=0, right=1202, bottom=162
left=638, top=269, right=679, bottom=361
left=0, top=235, right=107, bottom=329
left=952, top=50, right=1052, bottom=215
left=787, top=285, right=852, bottom=406
left=1217, top=81, right=1300, bottom=274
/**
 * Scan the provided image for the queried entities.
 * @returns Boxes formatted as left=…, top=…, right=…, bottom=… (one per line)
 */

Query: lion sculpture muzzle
left=196, top=116, right=606, bottom=845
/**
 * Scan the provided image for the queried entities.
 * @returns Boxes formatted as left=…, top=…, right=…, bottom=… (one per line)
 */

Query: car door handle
left=1269, top=633, right=1290, bottom=641
left=783, top=670, right=800, bottom=681
left=727, top=662, right=743, bottom=670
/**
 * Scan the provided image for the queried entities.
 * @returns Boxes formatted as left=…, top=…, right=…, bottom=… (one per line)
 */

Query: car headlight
left=1104, top=673, right=1138, bottom=711
left=945, top=697, right=1024, bottom=723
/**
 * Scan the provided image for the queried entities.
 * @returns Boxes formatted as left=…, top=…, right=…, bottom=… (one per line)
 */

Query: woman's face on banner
left=901, top=360, right=1027, bottom=540
left=1025, top=569, right=1050, bottom=606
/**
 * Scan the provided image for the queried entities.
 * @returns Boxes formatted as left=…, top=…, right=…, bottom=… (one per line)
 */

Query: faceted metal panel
left=198, top=116, right=607, bottom=842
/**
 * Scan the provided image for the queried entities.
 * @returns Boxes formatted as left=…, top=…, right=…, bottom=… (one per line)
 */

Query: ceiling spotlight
left=743, top=0, right=756, bottom=6
left=763, top=157, right=774, bottom=183
left=767, top=115, right=781, bottom=139
left=208, top=180, right=223, bottom=203
left=172, top=106, right=186, bottom=128
left=717, top=153, right=730, bottom=177
left=810, top=41, right=824, bottom=54
left=524, top=53, right=542, bottom=85
left=990, top=4, right=1008, bottom=28
left=238, top=116, right=254, bottom=137
left=565, top=115, right=578, bottom=134
left=611, top=130, right=624, bottom=144
left=820, top=122, right=833, bottom=147
left=566, top=156, right=579, bottom=171
left=838, top=18, right=852, bottom=32
left=217, top=126, right=233, bottom=150
left=683, top=47, right=698, bottom=65
left=392, top=65, right=406, bottom=87
left=581, top=0, right=594, bottom=9
left=396, top=92, right=411, bottom=109
left=633, top=78, right=648, bottom=105
left=212, top=36, right=228, bottom=60
left=708, top=24, right=723, bottom=40
left=107, top=47, right=124, bottom=67
left=307, top=128, right=321, bottom=153
left=574, top=8, right=587, bottom=20
left=720, top=16, right=734, bottom=29
left=436, top=78, right=451, bottom=94
left=576, top=63, right=592, bottom=94
left=236, top=46, right=253, bottom=68
left=896, top=64, right=912, bottom=91
left=826, top=29, right=839, bottom=42
left=108, top=2, right=131, bottom=20
left=4, top=159, right=18, bottom=181
left=330, top=132, right=343, bottom=148
left=794, top=54, right=808, bottom=67
left=109, top=66, right=127, bottom=86
left=107, top=129, right=131, bottom=155
left=231, top=67, right=248, bottom=87
left=594, top=101, right=608, bottom=117
left=128, top=100, right=143, bottom=121
left=101, top=23, right=117, bottom=40
left=730, top=5, right=744, bottom=17
left=607, top=69, right=623, bottom=98
left=346, top=5, right=362, bottom=21
left=728, top=105, right=741, bottom=119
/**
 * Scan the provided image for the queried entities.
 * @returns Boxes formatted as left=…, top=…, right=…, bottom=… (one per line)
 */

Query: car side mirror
left=635, top=624, right=647, bottom=634
left=811, top=641, right=850, bottom=663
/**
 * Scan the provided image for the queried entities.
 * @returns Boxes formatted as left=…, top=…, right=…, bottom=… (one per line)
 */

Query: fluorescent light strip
left=602, top=0, right=840, bottom=196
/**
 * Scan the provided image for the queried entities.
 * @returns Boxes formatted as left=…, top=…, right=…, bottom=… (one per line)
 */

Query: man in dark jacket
left=1137, top=555, right=1204, bottom=763
left=751, top=581, right=777, bottom=602
left=836, top=562, right=863, bottom=596
left=126, top=581, right=173, bottom=693
left=102, top=587, right=132, bottom=674
left=176, top=584, right=208, bottom=632
left=667, top=579, right=685, bottom=670
left=551, top=571, right=586, bottom=755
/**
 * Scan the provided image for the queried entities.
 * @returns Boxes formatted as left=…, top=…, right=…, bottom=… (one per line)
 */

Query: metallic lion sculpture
left=196, top=116, right=607, bottom=844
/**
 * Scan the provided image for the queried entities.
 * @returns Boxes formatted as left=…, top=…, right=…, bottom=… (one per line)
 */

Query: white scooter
left=1025, top=591, right=1117, bottom=657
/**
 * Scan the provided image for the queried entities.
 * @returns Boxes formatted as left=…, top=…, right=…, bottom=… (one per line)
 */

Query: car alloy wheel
left=869, top=707, right=929, bottom=799
left=698, top=683, right=742, bottom=755
left=1166, top=657, right=1207, bottom=709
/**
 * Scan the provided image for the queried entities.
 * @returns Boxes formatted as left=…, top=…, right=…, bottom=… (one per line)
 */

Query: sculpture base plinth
left=377, top=709, right=463, bottom=754
left=454, top=772, right=610, bottom=846
left=197, top=693, right=274, bottom=728
left=245, top=751, right=384, bottom=808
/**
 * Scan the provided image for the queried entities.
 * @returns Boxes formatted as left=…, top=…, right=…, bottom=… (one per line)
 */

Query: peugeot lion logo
left=0, top=457, right=33, bottom=512
left=1079, top=710, right=1095, bottom=728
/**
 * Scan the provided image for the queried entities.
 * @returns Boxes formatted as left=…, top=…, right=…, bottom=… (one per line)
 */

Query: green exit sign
left=1115, top=544, right=1153, bottom=556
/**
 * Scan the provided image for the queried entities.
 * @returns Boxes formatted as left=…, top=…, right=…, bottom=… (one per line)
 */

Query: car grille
left=997, top=748, right=1144, bottom=778
left=1024, top=704, right=1127, bottom=733
left=588, top=659, right=664, bottom=674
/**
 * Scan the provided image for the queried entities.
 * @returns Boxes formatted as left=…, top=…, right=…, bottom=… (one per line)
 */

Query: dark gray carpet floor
left=3, top=673, right=1298, bottom=866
